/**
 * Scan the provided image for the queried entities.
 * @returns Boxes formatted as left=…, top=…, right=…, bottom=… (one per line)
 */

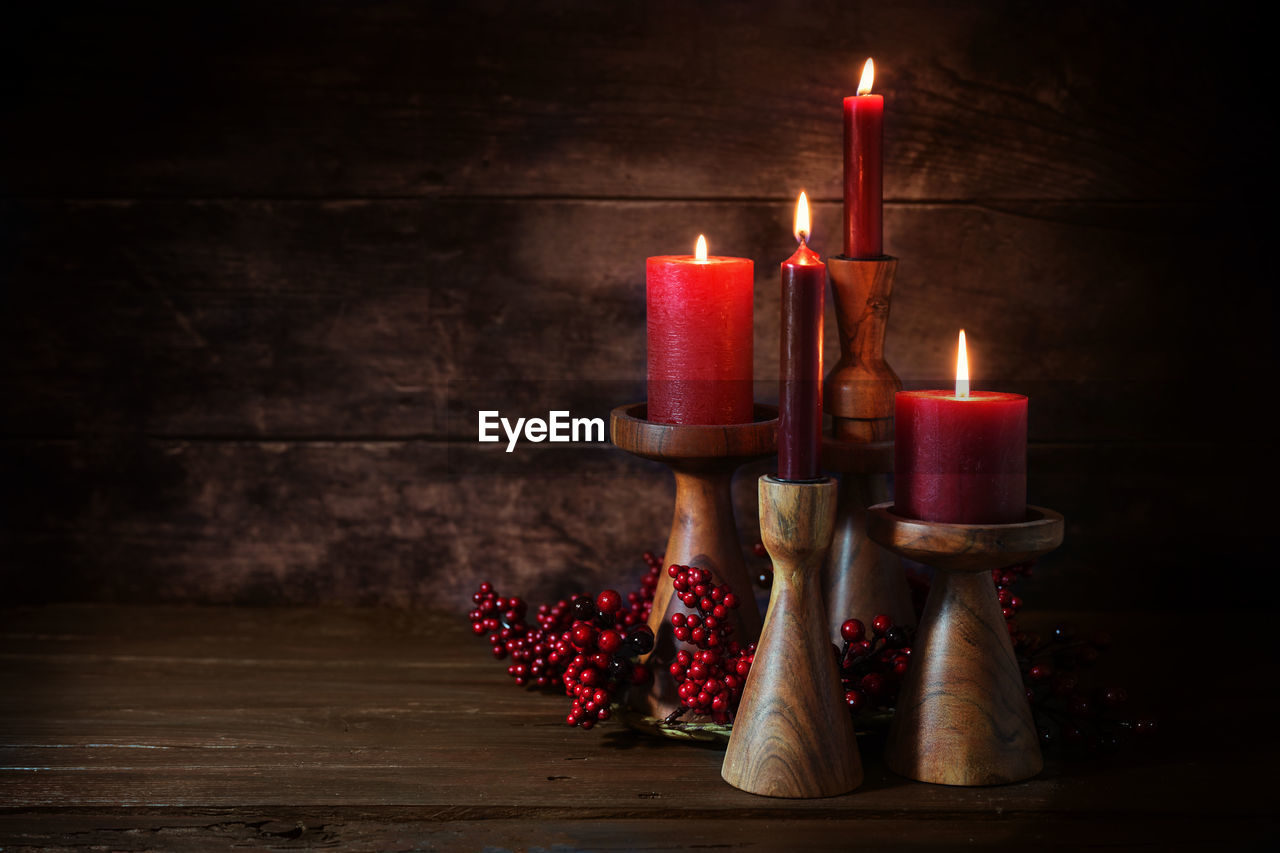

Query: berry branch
left=468, top=548, right=1157, bottom=751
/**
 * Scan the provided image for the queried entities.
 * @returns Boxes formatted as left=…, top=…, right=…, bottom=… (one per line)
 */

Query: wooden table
left=1, top=605, right=1274, bottom=850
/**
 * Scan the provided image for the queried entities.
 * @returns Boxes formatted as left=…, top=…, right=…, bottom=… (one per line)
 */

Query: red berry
left=570, top=621, right=597, bottom=650
left=596, top=589, right=622, bottom=615
left=597, top=629, right=622, bottom=654
left=871, top=615, right=892, bottom=636
left=859, top=673, right=885, bottom=696
left=840, top=619, right=865, bottom=643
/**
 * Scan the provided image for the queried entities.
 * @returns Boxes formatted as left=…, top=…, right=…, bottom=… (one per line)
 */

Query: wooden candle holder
left=866, top=503, right=1065, bottom=786
left=821, top=255, right=914, bottom=642
left=721, top=475, right=862, bottom=798
left=610, top=402, right=777, bottom=718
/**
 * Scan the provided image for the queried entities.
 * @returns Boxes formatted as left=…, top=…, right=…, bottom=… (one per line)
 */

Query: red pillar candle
left=894, top=331, right=1027, bottom=523
left=647, top=235, right=754, bottom=425
left=779, top=192, right=825, bottom=481
left=843, top=58, right=884, bottom=259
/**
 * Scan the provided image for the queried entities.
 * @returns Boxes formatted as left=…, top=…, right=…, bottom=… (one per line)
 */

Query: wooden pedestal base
left=821, top=255, right=913, bottom=644
left=867, top=503, right=1064, bottom=786
left=610, top=403, right=776, bottom=718
left=820, top=437, right=915, bottom=644
left=721, top=476, right=862, bottom=798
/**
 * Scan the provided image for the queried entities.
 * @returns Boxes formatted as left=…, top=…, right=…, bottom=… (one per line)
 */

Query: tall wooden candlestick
left=821, top=255, right=914, bottom=643
left=611, top=402, right=776, bottom=718
left=721, top=475, right=862, bottom=798
left=867, top=503, right=1064, bottom=786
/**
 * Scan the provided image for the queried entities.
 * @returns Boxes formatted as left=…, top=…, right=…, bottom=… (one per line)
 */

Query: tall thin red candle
left=843, top=58, right=884, bottom=259
left=894, top=331, right=1027, bottom=523
left=647, top=235, right=754, bottom=425
left=779, top=192, right=825, bottom=481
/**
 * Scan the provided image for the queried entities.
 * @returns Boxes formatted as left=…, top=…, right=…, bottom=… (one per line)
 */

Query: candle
left=843, top=58, right=884, bottom=259
left=778, top=192, right=825, bottom=481
left=647, top=235, right=754, bottom=424
left=894, top=331, right=1027, bottom=523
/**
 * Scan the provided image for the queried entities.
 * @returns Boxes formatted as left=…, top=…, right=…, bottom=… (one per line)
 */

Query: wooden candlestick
left=866, top=503, right=1065, bottom=786
left=610, top=402, right=776, bottom=718
left=821, top=255, right=914, bottom=642
left=721, top=475, right=862, bottom=798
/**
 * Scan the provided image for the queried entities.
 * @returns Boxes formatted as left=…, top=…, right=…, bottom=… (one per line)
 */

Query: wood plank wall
left=1, top=1, right=1272, bottom=610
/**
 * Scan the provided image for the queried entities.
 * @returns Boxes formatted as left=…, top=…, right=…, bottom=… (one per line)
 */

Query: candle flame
left=857, top=58, right=875, bottom=96
left=695, top=234, right=708, bottom=261
left=793, top=191, right=810, bottom=244
left=955, top=329, right=970, bottom=398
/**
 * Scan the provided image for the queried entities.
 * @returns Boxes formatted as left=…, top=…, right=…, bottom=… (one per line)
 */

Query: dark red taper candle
left=843, top=58, right=884, bottom=259
left=779, top=193, right=825, bottom=481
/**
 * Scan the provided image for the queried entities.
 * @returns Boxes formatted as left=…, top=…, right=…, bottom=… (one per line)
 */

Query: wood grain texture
left=887, top=569, right=1042, bottom=786
left=0, top=0, right=1273, bottom=614
left=820, top=255, right=914, bottom=639
left=1, top=199, right=1262, bottom=443
left=867, top=505, right=1064, bottom=574
left=868, top=505, right=1064, bottom=785
left=0, top=439, right=1266, bottom=611
left=3, top=814, right=1273, bottom=852
left=825, top=256, right=901, bottom=427
left=611, top=404, right=775, bottom=716
left=821, top=472, right=916, bottom=644
left=0, top=1, right=1264, bottom=201
left=722, top=476, right=861, bottom=797
left=1, top=604, right=1275, bottom=850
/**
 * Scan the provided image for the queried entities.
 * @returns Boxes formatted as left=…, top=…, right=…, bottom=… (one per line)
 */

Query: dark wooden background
left=2, top=0, right=1273, bottom=611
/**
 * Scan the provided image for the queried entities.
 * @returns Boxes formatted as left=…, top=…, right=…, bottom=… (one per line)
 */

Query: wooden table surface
left=1, top=605, right=1274, bottom=851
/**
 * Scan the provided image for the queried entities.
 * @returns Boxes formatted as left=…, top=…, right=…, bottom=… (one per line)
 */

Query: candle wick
left=797, top=231, right=809, bottom=246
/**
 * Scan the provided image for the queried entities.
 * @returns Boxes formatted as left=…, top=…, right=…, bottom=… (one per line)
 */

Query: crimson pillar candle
left=843, top=58, right=884, bottom=259
left=779, top=193, right=825, bottom=481
left=647, top=236, right=754, bottom=424
left=894, top=332, right=1027, bottom=523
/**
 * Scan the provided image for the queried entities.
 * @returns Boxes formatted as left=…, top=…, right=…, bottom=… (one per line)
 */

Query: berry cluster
left=1017, top=622, right=1157, bottom=751
left=750, top=542, right=773, bottom=589
left=628, top=550, right=664, bottom=625
left=996, top=566, right=1158, bottom=751
left=666, top=564, right=753, bottom=723
left=838, top=615, right=912, bottom=713
left=468, top=553, right=662, bottom=697
left=994, top=562, right=1032, bottom=626
left=470, top=583, right=567, bottom=687
left=560, top=590, right=655, bottom=729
